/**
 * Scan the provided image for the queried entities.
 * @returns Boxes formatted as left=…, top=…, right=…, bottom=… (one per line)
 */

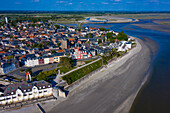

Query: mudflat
left=133, top=19, right=170, bottom=34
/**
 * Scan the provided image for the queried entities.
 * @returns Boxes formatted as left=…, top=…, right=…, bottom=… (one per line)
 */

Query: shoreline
left=47, top=37, right=154, bottom=113
left=2, top=37, right=158, bottom=113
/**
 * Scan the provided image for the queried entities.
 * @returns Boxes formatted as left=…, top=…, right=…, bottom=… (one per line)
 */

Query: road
left=6, top=63, right=58, bottom=79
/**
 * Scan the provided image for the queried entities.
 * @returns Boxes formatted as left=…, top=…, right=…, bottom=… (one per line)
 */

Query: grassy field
left=1, top=12, right=170, bottom=24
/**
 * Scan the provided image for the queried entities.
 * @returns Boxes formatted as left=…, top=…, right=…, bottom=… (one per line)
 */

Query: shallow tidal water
left=84, top=20, right=170, bottom=113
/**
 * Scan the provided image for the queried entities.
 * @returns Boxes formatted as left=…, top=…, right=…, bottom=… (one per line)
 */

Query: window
left=24, top=90, right=26, bottom=92
left=28, top=84, right=30, bottom=86
left=48, top=85, right=50, bottom=88
left=43, top=86, right=45, bottom=88
left=7, top=88, right=10, bottom=90
left=23, top=85, right=25, bottom=87
left=23, top=94, right=27, bottom=96
left=12, top=87, right=14, bottom=89
left=28, top=89, right=30, bottom=91
left=11, top=92, right=13, bottom=94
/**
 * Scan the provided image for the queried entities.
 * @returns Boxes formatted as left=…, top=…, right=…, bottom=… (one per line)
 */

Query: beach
left=1, top=37, right=158, bottom=113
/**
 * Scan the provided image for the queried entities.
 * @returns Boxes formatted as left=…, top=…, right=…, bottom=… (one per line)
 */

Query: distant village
left=0, top=17, right=134, bottom=75
left=0, top=17, right=135, bottom=107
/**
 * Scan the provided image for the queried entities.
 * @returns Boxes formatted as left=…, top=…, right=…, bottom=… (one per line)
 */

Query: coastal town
left=0, top=17, right=136, bottom=110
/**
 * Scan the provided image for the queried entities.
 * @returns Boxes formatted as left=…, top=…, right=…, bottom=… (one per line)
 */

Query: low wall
left=0, top=96, right=54, bottom=111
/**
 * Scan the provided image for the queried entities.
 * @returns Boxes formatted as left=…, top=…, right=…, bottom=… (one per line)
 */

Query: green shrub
left=62, top=59, right=102, bottom=85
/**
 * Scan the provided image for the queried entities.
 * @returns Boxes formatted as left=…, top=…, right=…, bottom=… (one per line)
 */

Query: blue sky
left=0, top=0, right=170, bottom=11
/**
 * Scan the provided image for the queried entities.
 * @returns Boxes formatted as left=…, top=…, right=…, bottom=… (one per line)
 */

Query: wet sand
left=133, top=19, right=170, bottom=34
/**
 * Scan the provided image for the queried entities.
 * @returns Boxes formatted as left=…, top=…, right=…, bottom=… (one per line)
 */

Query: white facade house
left=117, top=41, right=132, bottom=52
left=44, top=57, right=50, bottom=64
left=0, top=81, right=53, bottom=105
left=25, top=57, right=39, bottom=67
left=68, top=27, right=76, bottom=32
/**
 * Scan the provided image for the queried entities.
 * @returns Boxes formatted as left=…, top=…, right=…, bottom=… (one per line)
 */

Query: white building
left=44, top=57, right=50, bottom=64
left=0, top=81, right=53, bottom=105
left=117, top=41, right=132, bottom=52
left=25, top=57, right=39, bottom=67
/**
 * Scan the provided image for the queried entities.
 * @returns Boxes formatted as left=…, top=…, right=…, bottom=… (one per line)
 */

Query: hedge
left=62, top=59, right=102, bottom=85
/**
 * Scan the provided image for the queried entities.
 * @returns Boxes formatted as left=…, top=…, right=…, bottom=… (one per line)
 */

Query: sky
left=0, top=0, right=170, bottom=11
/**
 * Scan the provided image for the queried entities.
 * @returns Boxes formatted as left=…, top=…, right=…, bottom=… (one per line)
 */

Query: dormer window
left=24, top=90, right=26, bottom=92
left=7, top=88, right=10, bottom=90
left=28, top=84, right=30, bottom=86
left=43, top=86, right=45, bottom=88
left=48, top=85, right=50, bottom=88
left=11, top=92, right=13, bottom=94
left=28, top=89, right=30, bottom=91
left=39, top=87, right=41, bottom=89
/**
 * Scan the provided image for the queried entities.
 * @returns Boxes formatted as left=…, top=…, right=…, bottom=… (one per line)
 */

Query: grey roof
left=0, top=80, right=52, bottom=96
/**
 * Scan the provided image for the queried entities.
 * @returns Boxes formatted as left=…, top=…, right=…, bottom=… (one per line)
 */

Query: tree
left=41, top=41, right=49, bottom=47
left=98, top=39, right=102, bottom=44
left=106, top=32, right=113, bottom=39
left=57, top=42, right=61, bottom=47
left=7, top=55, right=14, bottom=60
left=116, top=31, right=128, bottom=41
left=54, top=24, right=60, bottom=29
left=60, top=57, right=73, bottom=69
left=51, top=50, right=56, bottom=54
left=99, top=28, right=109, bottom=31
left=88, top=33, right=93, bottom=38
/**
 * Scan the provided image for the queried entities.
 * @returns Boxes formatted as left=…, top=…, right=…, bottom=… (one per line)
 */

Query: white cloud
left=115, top=0, right=121, bottom=2
left=126, top=2, right=134, bottom=3
left=69, top=3, right=72, bottom=5
left=102, top=2, right=109, bottom=4
left=56, top=1, right=67, bottom=3
left=91, top=3, right=96, bottom=5
left=15, top=2, right=22, bottom=4
left=34, top=0, right=39, bottom=2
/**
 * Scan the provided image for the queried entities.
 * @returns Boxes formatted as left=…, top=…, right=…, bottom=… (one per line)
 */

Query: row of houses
left=0, top=80, right=53, bottom=105
left=24, top=52, right=65, bottom=67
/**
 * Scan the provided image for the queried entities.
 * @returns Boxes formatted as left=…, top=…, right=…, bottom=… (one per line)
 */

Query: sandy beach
left=1, top=37, right=158, bottom=113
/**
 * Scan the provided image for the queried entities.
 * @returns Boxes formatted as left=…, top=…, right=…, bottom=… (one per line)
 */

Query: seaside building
left=0, top=80, right=53, bottom=105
